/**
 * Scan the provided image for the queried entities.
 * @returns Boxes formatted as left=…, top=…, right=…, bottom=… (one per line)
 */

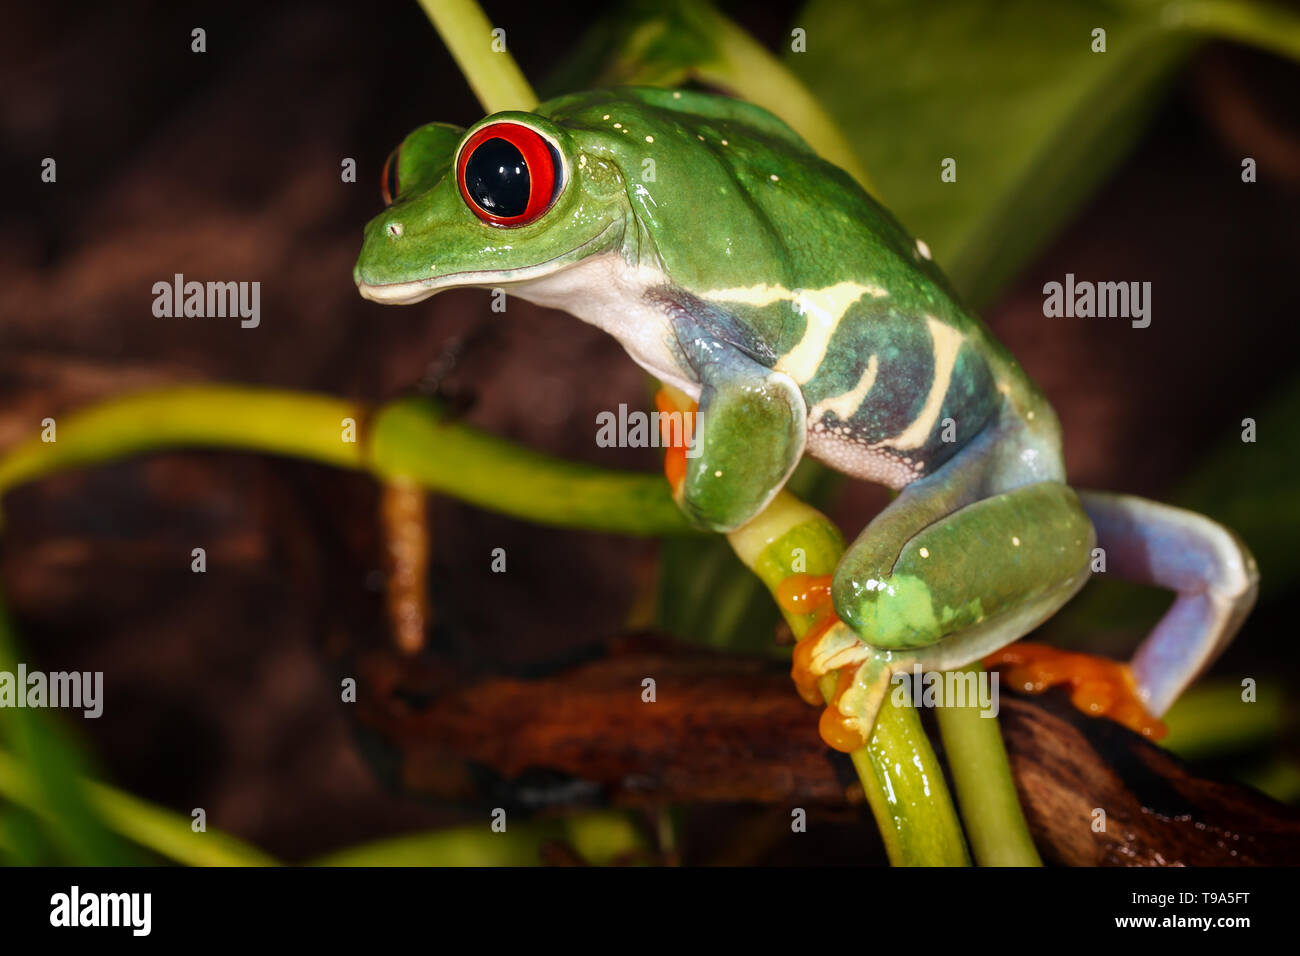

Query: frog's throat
left=356, top=220, right=621, bottom=306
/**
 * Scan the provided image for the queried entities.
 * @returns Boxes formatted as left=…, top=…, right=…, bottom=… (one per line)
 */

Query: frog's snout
left=354, top=211, right=425, bottom=302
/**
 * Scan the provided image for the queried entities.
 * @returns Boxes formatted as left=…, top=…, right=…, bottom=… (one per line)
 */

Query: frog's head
left=354, top=113, right=629, bottom=304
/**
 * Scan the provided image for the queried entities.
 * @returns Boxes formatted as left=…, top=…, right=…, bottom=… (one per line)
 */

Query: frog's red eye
left=381, top=146, right=401, bottom=206
left=456, top=123, right=560, bottom=227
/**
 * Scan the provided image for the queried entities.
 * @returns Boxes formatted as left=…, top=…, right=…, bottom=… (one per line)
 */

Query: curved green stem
left=934, top=665, right=1040, bottom=866
left=369, top=395, right=693, bottom=534
left=417, top=0, right=539, bottom=112
left=0, top=386, right=694, bottom=537
left=0, top=386, right=363, bottom=493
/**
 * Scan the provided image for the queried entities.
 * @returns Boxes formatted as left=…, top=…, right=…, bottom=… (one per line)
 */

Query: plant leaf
left=786, top=0, right=1300, bottom=307
left=787, top=0, right=1193, bottom=306
left=0, top=598, right=138, bottom=865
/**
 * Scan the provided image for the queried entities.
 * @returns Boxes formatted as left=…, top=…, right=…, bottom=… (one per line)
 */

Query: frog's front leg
left=665, top=309, right=807, bottom=532
left=794, top=458, right=1096, bottom=750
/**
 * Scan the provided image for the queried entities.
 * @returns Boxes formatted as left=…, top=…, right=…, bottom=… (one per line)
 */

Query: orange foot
left=777, top=573, right=871, bottom=753
left=984, top=642, right=1167, bottom=739
left=654, top=388, right=697, bottom=494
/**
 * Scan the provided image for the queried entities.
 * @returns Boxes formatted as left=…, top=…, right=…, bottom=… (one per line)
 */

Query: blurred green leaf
left=0, top=744, right=280, bottom=866
left=0, top=598, right=137, bottom=865
left=1171, top=378, right=1300, bottom=603
left=787, top=0, right=1300, bottom=307
left=0, top=590, right=277, bottom=866
left=0, top=806, right=57, bottom=865
left=1160, top=680, right=1298, bottom=805
left=788, top=0, right=1194, bottom=306
left=311, top=811, right=648, bottom=866
left=1238, top=758, right=1300, bottom=803
left=1162, top=679, right=1288, bottom=760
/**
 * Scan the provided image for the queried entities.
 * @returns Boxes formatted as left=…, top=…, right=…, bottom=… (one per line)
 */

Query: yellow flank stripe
left=875, top=317, right=962, bottom=451
left=700, top=281, right=889, bottom=384
left=815, top=354, right=878, bottom=422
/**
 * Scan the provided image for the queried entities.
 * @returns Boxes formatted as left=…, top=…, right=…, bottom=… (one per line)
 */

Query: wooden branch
left=355, top=634, right=847, bottom=807
left=996, top=694, right=1300, bottom=865
left=353, top=634, right=1300, bottom=865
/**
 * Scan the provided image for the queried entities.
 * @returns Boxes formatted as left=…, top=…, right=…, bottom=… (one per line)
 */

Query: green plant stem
left=729, top=493, right=970, bottom=865
left=847, top=696, right=970, bottom=865
left=369, top=395, right=692, bottom=534
left=933, top=665, right=1041, bottom=866
left=0, top=386, right=363, bottom=489
left=0, top=386, right=694, bottom=536
left=0, top=748, right=279, bottom=866
left=417, top=0, right=539, bottom=112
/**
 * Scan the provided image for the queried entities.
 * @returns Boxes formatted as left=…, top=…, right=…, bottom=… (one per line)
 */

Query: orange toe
left=654, top=388, right=696, bottom=494
left=662, top=443, right=687, bottom=493
left=790, top=612, right=838, bottom=706
left=984, top=642, right=1167, bottom=739
left=786, top=591, right=872, bottom=753
left=819, top=704, right=866, bottom=754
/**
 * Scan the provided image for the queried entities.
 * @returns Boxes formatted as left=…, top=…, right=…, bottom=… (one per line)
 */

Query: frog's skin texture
left=355, top=88, right=1258, bottom=735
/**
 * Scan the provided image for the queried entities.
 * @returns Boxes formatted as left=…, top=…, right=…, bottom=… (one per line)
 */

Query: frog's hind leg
left=830, top=479, right=1096, bottom=656
left=1076, top=491, right=1259, bottom=716
left=796, top=468, right=1096, bottom=749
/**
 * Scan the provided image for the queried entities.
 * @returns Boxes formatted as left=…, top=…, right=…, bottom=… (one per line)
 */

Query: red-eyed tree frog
left=354, top=88, right=1258, bottom=751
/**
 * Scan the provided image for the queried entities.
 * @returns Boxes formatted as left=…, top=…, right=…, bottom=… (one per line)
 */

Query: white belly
left=508, top=253, right=701, bottom=400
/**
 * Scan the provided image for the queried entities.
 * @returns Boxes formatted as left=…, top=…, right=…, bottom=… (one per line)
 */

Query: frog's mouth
left=356, top=221, right=619, bottom=306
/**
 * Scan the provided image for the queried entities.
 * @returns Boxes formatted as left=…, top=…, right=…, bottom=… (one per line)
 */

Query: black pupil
left=465, top=138, right=530, bottom=217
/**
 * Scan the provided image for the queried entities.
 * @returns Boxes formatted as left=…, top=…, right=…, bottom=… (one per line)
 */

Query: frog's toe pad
left=787, top=601, right=884, bottom=753
left=791, top=618, right=871, bottom=703
left=984, top=642, right=1167, bottom=739
left=819, top=657, right=892, bottom=753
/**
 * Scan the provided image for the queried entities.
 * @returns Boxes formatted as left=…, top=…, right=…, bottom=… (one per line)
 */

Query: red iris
left=456, top=122, right=558, bottom=227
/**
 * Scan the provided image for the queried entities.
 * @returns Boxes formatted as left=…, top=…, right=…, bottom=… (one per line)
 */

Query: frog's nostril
left=387, top=221, right=404, bottom=238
